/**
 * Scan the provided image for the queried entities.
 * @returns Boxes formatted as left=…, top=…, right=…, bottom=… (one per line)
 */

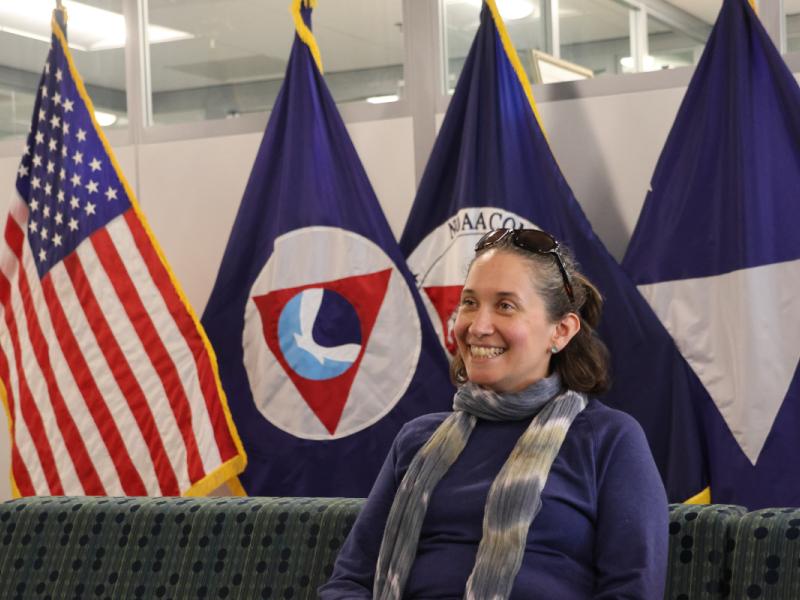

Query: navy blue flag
left=201, top=0, right=452, bottom=497
left=622, top=0, right=800, bottom=508
left=400, top=0, right=708, bottom=503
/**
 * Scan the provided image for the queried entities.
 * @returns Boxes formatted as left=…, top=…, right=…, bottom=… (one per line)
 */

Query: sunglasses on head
left=474, top=228, right=575, bottom=303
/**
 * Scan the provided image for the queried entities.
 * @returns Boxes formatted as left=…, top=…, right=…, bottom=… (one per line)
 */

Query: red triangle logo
left=423, top=285, right=463, bottom=356
left=252, top=269, right=392, bottom=434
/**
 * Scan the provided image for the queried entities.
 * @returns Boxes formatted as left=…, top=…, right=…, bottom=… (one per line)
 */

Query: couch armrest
left=665, top=503, right=747, bottom=600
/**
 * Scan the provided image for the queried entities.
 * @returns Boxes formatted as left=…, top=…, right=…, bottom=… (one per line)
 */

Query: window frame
left=0, top=0, right=793, bottom=190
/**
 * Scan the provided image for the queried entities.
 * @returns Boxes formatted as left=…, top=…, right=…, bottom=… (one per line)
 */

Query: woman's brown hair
left=450, top=234, right=610, bottom=395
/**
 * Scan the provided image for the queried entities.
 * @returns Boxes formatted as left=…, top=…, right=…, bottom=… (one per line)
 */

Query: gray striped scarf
left=373, top=373, right=587, bottom=600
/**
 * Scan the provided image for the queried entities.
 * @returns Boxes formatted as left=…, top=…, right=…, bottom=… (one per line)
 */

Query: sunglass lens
left=475, top=229, right=509, bottom=251
left=514, top=229, right=557, bottom=252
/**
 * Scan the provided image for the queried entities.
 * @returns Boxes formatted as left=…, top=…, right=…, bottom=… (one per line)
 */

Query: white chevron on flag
left=638, top=259, right=800, bottom=465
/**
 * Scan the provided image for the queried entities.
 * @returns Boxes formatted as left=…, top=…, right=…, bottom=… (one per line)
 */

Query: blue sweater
left=319, top=399, right=668, bottom=599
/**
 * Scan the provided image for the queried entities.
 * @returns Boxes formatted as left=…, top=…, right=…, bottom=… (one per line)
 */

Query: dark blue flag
left=400, top=0, right=708, bottom=503
left=623, top=0, right=800, bottom=508
left=201, top=1, right=452, bottom=497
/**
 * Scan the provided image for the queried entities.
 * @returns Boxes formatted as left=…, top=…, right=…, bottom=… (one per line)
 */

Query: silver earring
left=551, top=344, right=559, bottom=354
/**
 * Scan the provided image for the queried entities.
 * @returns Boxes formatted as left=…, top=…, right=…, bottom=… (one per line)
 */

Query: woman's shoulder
left=580, top=397, right=642, bottom=428
left=574, top=397, right=650, bottom=452
left=577, top=398, right=667, bottom=505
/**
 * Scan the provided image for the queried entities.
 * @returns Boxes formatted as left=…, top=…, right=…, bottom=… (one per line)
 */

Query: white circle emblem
left=242, top=227, right=421, bottom=440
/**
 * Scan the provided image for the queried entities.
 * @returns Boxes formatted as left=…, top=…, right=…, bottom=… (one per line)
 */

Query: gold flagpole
left=54, top=0, right=67, bottom=24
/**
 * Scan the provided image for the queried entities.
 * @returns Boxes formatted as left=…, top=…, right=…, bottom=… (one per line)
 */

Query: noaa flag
left=622, top=0, right=800, bottom=508
left=201, top=1, right=452, bottom=497
left=400, top=0, right=708, bottom=503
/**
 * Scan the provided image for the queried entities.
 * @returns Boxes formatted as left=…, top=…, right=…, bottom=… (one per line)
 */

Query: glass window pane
left=443, top=0, right=721, bottom=87
left=0, top=0, right=128, bottom=139
left=646, top=15, right=704, bottom=71
left=559, top=0, right=631, bottom=78
left=787, top=5, right=800, bottom=53
left=443, top=0, right=546, bottom=93
left=147, top=0, right=405, bottom=125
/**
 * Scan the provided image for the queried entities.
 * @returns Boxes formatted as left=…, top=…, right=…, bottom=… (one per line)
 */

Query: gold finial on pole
left=290, top=0, right=323, bottom=73
left=54, top=0, right=67, bottom=25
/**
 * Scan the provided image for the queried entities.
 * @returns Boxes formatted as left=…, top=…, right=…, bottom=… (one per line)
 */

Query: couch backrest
left=664, top=503, right=747, bottom=600
left=0, top=496, right=364, bottom=600
left=6, top=496, right=800, bottom=599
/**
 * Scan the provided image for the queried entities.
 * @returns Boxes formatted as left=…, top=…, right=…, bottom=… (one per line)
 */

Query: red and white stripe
left=0, top=196, right=240, bottom=496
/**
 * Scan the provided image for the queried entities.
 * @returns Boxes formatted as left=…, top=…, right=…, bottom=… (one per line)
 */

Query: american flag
left=0, top=11, right=246, bottom=497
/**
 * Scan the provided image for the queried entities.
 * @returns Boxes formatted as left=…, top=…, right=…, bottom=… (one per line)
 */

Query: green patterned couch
left=0, top=496, right=360, bottom=600
left=0, top=497, right=798, bottom=599
left=665, top=503, right=800, bottom=599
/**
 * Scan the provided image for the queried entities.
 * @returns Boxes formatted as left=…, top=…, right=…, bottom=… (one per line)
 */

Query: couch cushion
left=729, top=507, right=800, bottom=599
left=0, top=496, right=364, bottom=600
left=664, top=503, right=747, bottom=600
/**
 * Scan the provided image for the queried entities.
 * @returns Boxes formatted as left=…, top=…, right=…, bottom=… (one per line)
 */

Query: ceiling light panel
left=0, top=0, right=192, bottom=51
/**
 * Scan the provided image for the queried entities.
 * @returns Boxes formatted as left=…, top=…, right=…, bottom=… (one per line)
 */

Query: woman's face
left=454, top=249, right=563, bottom=393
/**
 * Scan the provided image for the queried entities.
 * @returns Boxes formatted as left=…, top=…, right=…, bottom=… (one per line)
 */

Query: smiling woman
left=451, top=228, right=609, bottom=395
left=455, top=249, right=580, bottom=391
left=320, top=227, right=668, bottom=599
